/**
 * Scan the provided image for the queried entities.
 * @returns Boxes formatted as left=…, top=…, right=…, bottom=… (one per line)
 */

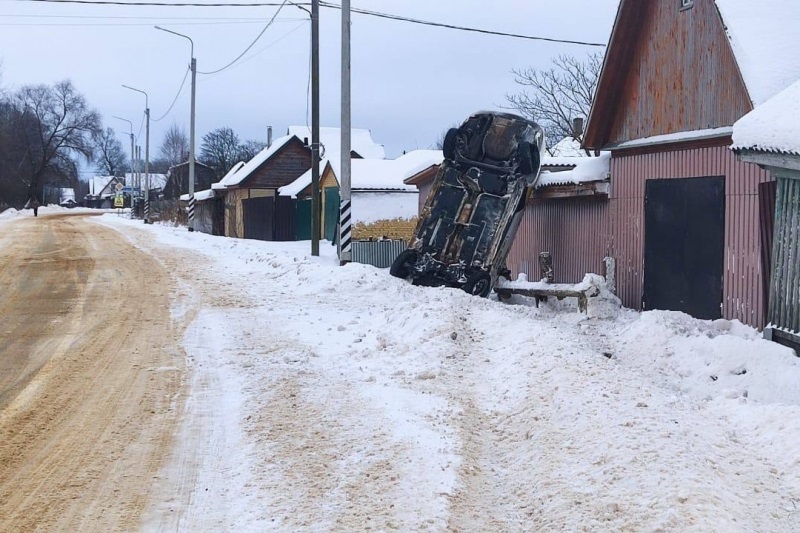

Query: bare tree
left=158, top=121, right=189, bottom=169
left=199, top=127, right=242, bottom=175
left=13, top=80, right=101, bottom=199
left=505, top=53, right=602, bottom=154
left=93, top=127, right=127, bottom=177
left=238, top=139, right=266, bottom=162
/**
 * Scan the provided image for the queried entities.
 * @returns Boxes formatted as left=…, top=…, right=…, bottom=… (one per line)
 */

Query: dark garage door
left=643, top=176, right=725, bottom=319
left=242, top=197, right=273, bottom=241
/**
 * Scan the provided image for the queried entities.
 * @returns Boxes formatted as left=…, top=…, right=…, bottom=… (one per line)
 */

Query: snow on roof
left=278, top=160, right=328, bottom=198
left=125, top=173, right=168, bottom=190
left=218, top=135, right=295, bottom=188
left=536, top=152, right=611, bottom=188
left=732, top=79, right=800, bottom=156
left=212, top=161, right=247, bottom=189
left=353, top=150, right=442, bottom=190
left=715, top=0, right=800, bottom=106
left=180, top=189, right=216, bottom=202
left=279, top=150, right=442, bottom=198
left=548, top=137, right=587, bottom=158
left=90, top=175, right=117, bottom=196
left=287, top=126, right=386, bottom=160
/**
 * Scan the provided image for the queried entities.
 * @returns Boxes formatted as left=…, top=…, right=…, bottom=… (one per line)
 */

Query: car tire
left=443, top=128, right=459, bottom=160
left=390, top=249, right=419, bottom=279
left=517, top=141, right=540, bottom=175
left=462, top=270, right=492, bottom=297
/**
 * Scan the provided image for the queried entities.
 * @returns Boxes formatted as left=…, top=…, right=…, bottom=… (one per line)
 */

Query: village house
left=281, top=150, right=443, bottom=242
left=210, top=126, right=385, bottom=241
left=501, top=0, right=800, bottom=329
left=162, top=160, right=217, bottom=200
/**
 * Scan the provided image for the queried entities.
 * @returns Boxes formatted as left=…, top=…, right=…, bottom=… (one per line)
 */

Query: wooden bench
left=494, top=281, right=600, bottom=313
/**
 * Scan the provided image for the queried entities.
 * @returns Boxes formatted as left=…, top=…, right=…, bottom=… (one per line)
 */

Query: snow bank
left=94, top=215, right=800, bottom=531
left=537, top=152, right=611, bottom=188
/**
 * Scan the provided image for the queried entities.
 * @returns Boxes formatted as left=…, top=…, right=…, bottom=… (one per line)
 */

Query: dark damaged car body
left=390, top=111, right=546, bottom=297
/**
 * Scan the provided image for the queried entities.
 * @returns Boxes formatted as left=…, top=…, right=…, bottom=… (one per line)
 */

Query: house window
left=680, top=0, right=694, bottom=10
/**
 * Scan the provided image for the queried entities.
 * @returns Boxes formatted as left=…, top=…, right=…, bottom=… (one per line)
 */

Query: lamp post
left=112, top=115, right=135, bottom=200
left=122, top=85, right=150, bottom=223
left=155, top=25, right=197, bottom=232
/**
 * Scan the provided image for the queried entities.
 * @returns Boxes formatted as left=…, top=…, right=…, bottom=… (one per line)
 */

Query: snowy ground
left=88, top=214, right=800, bottom=532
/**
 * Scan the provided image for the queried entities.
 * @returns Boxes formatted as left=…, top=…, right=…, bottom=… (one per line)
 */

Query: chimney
left=572, top=117, right=585, bottom=138
left=267, top=126, right=273, bottom=148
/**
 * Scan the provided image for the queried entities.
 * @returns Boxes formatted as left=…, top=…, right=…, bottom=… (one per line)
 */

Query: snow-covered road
left=97, top=214, right=800, bottom=532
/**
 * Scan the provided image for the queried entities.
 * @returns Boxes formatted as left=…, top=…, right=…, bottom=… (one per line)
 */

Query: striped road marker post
left=188, top=194, right=196, bottom=232
left=339, top=199, right=352, bottom=262
left=144, top=198, right=150, bottom=224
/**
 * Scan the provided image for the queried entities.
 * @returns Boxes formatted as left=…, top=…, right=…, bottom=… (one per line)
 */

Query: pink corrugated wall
left=507, top=145, right=773, bottom=328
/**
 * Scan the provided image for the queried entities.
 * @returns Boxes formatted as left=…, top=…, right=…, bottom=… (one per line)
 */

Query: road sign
left=114, top=195, right=124, bottom=208
left=115, top=182, right=124, bottom=192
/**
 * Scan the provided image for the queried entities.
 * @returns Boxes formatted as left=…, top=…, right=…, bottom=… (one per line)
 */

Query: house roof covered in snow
left=536, top=152, right=611, bottom=189
left=89, top=175, right=121, bottom=197
left=715, top=0, right=800, bottom=107
left=125, top=172, right=168, bottom=190
left=217, top=127, right=384, bottom=190
left=732, top=79, right=800, bottom=156
left=180, top=189, right=217, bottom=202
left=280, top=150, right=441, bottom=198
left=548, top=137, right=587, bottom=158
left=287, top=126, right=386, bottom=160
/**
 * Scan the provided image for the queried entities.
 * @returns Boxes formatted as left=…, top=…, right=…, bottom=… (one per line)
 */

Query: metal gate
left=296, top=199, right=312, bottom=240
left=242, top=197, right=273, bottom=241
left=643, top=176, right=725, bottom=319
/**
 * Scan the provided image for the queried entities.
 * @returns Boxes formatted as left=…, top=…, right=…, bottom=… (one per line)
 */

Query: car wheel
left=390, top=249, right=419, bottom=279
left=462, top=270, right=492, bottom=297
left=443, top=128, right=459, bottom=160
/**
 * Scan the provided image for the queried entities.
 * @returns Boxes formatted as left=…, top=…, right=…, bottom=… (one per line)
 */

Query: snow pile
left=0, top=207, right=21, bottom=220
left=94, top=215, right=800, bottom=531
left=732, top=78, right=800, bottom=155
left=548, top=136, right=587, bottom=158
left=351, top=191, right=418, bottom=225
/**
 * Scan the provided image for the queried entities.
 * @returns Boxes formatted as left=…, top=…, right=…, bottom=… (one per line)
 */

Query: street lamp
left=112, top=115, right=135, bottom=194
left=155, top=25, right=197, bottom=232
left=122, top=85, right=150, bottom=224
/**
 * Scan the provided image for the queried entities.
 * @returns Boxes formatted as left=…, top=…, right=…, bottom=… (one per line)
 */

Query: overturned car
left=390, top=111, right=546, bottom=297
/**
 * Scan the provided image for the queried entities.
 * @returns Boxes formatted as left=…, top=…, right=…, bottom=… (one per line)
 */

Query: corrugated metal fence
left=352, top=240, right=407, bottom=268
left=769, top=177, right=800, bottom=334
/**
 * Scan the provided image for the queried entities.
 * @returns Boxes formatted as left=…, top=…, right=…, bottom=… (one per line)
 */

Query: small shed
left=180, top=189, right=225, bottom=236
left=733, top=79, right=800, bottom=349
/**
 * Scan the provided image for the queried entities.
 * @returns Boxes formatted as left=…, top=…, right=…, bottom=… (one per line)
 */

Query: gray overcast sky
left=0, top=0, right=619, bottom=167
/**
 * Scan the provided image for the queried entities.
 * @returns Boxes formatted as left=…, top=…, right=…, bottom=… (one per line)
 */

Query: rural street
left=0, top=213, right=185, bottom=532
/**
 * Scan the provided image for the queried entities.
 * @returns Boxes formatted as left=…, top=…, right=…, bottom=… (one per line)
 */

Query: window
left=680, top=0, right=694, bottom=10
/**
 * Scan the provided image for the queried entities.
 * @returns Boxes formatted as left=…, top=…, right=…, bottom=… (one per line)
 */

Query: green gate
left=324, top=187, right=340, bottom=243
left=296, top=198, right=312, bottom=241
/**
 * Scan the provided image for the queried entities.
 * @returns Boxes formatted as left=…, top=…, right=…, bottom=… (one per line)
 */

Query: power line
left=196, top=0, right=289, bottom=75
left=152, top=66, right=190, bottom=121
left=320, top=2, right=606, bottom=47
left=12, top=0, right=606, bottom=47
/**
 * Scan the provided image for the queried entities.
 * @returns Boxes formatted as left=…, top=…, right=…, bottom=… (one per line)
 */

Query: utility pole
left=113, top=115, right=135, bottom=193
left=122, top=85, right=150, bottom=223
left=188, top=54, right=197, bottom=232
left=155, top=25, right=196, bottom=232
left=339, top=0, right=352, bottom=264
left=311, top=0, right=320, bottom=256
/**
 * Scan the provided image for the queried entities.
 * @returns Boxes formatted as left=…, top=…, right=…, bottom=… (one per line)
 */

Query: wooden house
left=505, top=0, right=800, bottom=328
left=733, top=79, right=800, bottom=348
left=163, top=161, right=217, bottom=200
left=215, top=127, right=386, bottom=241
